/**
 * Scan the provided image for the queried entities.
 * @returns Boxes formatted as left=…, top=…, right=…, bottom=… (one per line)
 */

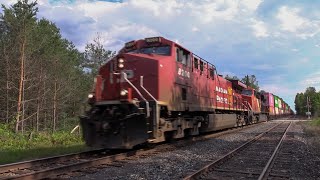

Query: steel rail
left=183, top=122, right=285, bottom=180
left=258, top=121, right=292, bottom=180
left=1, top=149, right=144, bottom=180
left=190, top=121, right=266, bottom=142
left=0, top=149, right=106, bottom=174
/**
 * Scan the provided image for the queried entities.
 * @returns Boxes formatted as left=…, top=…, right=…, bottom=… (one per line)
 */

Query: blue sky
left=1, top=0, right=320, bottom=110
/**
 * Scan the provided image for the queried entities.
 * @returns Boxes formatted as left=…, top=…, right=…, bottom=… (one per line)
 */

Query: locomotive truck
left=80, top=37, right=292, bottom=149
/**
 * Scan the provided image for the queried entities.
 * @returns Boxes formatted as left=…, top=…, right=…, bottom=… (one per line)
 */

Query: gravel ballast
left=71, top=121, right=320, bottom=179
left=73, top=122, right=279, bottom=180
left=270, top=122, right=320, bottom=179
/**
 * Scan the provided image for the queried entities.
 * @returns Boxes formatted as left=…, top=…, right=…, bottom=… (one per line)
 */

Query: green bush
left=310, top=118, right=320, bottom=126
left=51, top=131, right=82, bottom=146
left=0, top=124, right=87, bottom=164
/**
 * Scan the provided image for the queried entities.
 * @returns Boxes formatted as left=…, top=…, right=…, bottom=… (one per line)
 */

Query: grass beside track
left=302, top=118, right=320, bottom=157
left=0, top=124, right=89, bottom=165
left=309, top=118, right=320, bottom=126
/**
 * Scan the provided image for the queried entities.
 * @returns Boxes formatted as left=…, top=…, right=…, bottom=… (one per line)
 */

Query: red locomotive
left=80, top=37, right=291, bottom=149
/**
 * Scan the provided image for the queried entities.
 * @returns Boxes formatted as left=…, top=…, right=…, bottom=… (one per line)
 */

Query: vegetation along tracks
left=0, top=122, right=264, bottom=180
left=184, top=122, right=292, bottom=180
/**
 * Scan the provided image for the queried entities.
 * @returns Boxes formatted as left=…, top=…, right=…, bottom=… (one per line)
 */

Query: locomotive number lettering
left=216, top=95, right=228, bottom=104
left=215, top=86, right=228, bottom=94
left=178, top=68, right=190, bottom=78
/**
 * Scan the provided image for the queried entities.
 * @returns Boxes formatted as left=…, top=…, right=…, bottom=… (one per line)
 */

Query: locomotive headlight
left=118, top=58, right=124, bottom=68
left=118, top=63, right=124, bottom=68
left=88, top=93, right=95, bottom=105
left=88, top=93, right=94, bottom=99
left=118, top=58, right=124, bottom=63
left=120, top=89, right=128, bottom=96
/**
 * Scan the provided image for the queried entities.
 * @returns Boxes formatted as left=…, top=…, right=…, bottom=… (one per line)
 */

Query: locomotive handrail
left=242, top=102, right=247, bottom=110
left=242, top=101, right=251, bottom=111
left=140, top=76, right=159, bottom=138
left=140, top=76, right=158, bottom=103
left=242, top=101, right=253, bottom=117
left=122, top=72, right=150, bottom=118
left=245, top=101, right=253, bottom=111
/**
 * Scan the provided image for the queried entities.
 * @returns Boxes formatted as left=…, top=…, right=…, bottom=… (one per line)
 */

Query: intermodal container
left=274, top=95, right=279, bottom=108
left=268, top=93, right=275, bottom=115
left=275, top=107, right=279, bottom=115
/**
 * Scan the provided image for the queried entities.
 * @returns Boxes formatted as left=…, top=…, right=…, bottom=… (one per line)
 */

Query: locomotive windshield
left=242, top=89, right=253, bottom=96
left=128, top=46, right=171, bottom=56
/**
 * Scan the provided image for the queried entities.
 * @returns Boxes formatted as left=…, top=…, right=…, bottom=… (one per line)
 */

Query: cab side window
left=194, top=57, right=199, bottom=69
left=176, top=47, right=190, bottom=66
left=209, top=65, right=215, bottom=79
left=209, top=67, right=214, bottom=78
left=200, top=60, right=204, bottom=72
left=209, top=68, right=213, bottom=77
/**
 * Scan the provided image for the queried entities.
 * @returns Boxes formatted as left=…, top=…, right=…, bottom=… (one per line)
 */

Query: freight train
left=80, top=37, right=292, bottom=149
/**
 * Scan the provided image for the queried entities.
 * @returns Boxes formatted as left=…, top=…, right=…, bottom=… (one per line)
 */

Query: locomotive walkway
left=183, top=122, right=291, bottom=179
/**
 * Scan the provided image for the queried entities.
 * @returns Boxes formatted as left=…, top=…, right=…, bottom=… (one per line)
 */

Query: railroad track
left=0, top=147, right=158, bottom=180
left=0, top=122, right=265, bottom=180
left=0, top=148, right=126, bottom=180
left=184, top=122, right=292, bottom=180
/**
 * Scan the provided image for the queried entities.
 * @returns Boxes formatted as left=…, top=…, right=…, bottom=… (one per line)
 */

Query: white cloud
left=251, top=19, right=269, bottom=38
left=0, top=0, right=272, bottom=51
left=241, top=0, right=262, bottom=11
left=192, top=27, right=199, bottom=32
left=29, top=0, right=270, bottom=52
left=276, top=6, right=320, bottom=38
left=301, top=72, right=320, bottom=88
left=100, top=23, right=159, bottom=49
left=77, top=1, right=127, bottom=21
left=129, top=0, right=182, bottom=18
left=38, top=0, right=50, bottom=5
left=276, top=6, right=304, bottom=33
left=190, top=0, right=240, bottom=23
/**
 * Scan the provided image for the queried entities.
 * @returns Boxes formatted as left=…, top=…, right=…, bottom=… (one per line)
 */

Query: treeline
left=294, top=87, right=320, bottom=117
left=0, top=0, right=114, bottom=133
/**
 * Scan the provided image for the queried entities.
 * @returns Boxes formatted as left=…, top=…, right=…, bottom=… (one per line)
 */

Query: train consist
left=80, top=37, right=292, bottom=149
left=262, top=93, right=293, bottom=119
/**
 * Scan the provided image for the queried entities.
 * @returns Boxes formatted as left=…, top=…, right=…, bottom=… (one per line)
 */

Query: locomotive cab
left=241, top=88, right=268, bottom=122
left=81, top=37, right=176, bottom=149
